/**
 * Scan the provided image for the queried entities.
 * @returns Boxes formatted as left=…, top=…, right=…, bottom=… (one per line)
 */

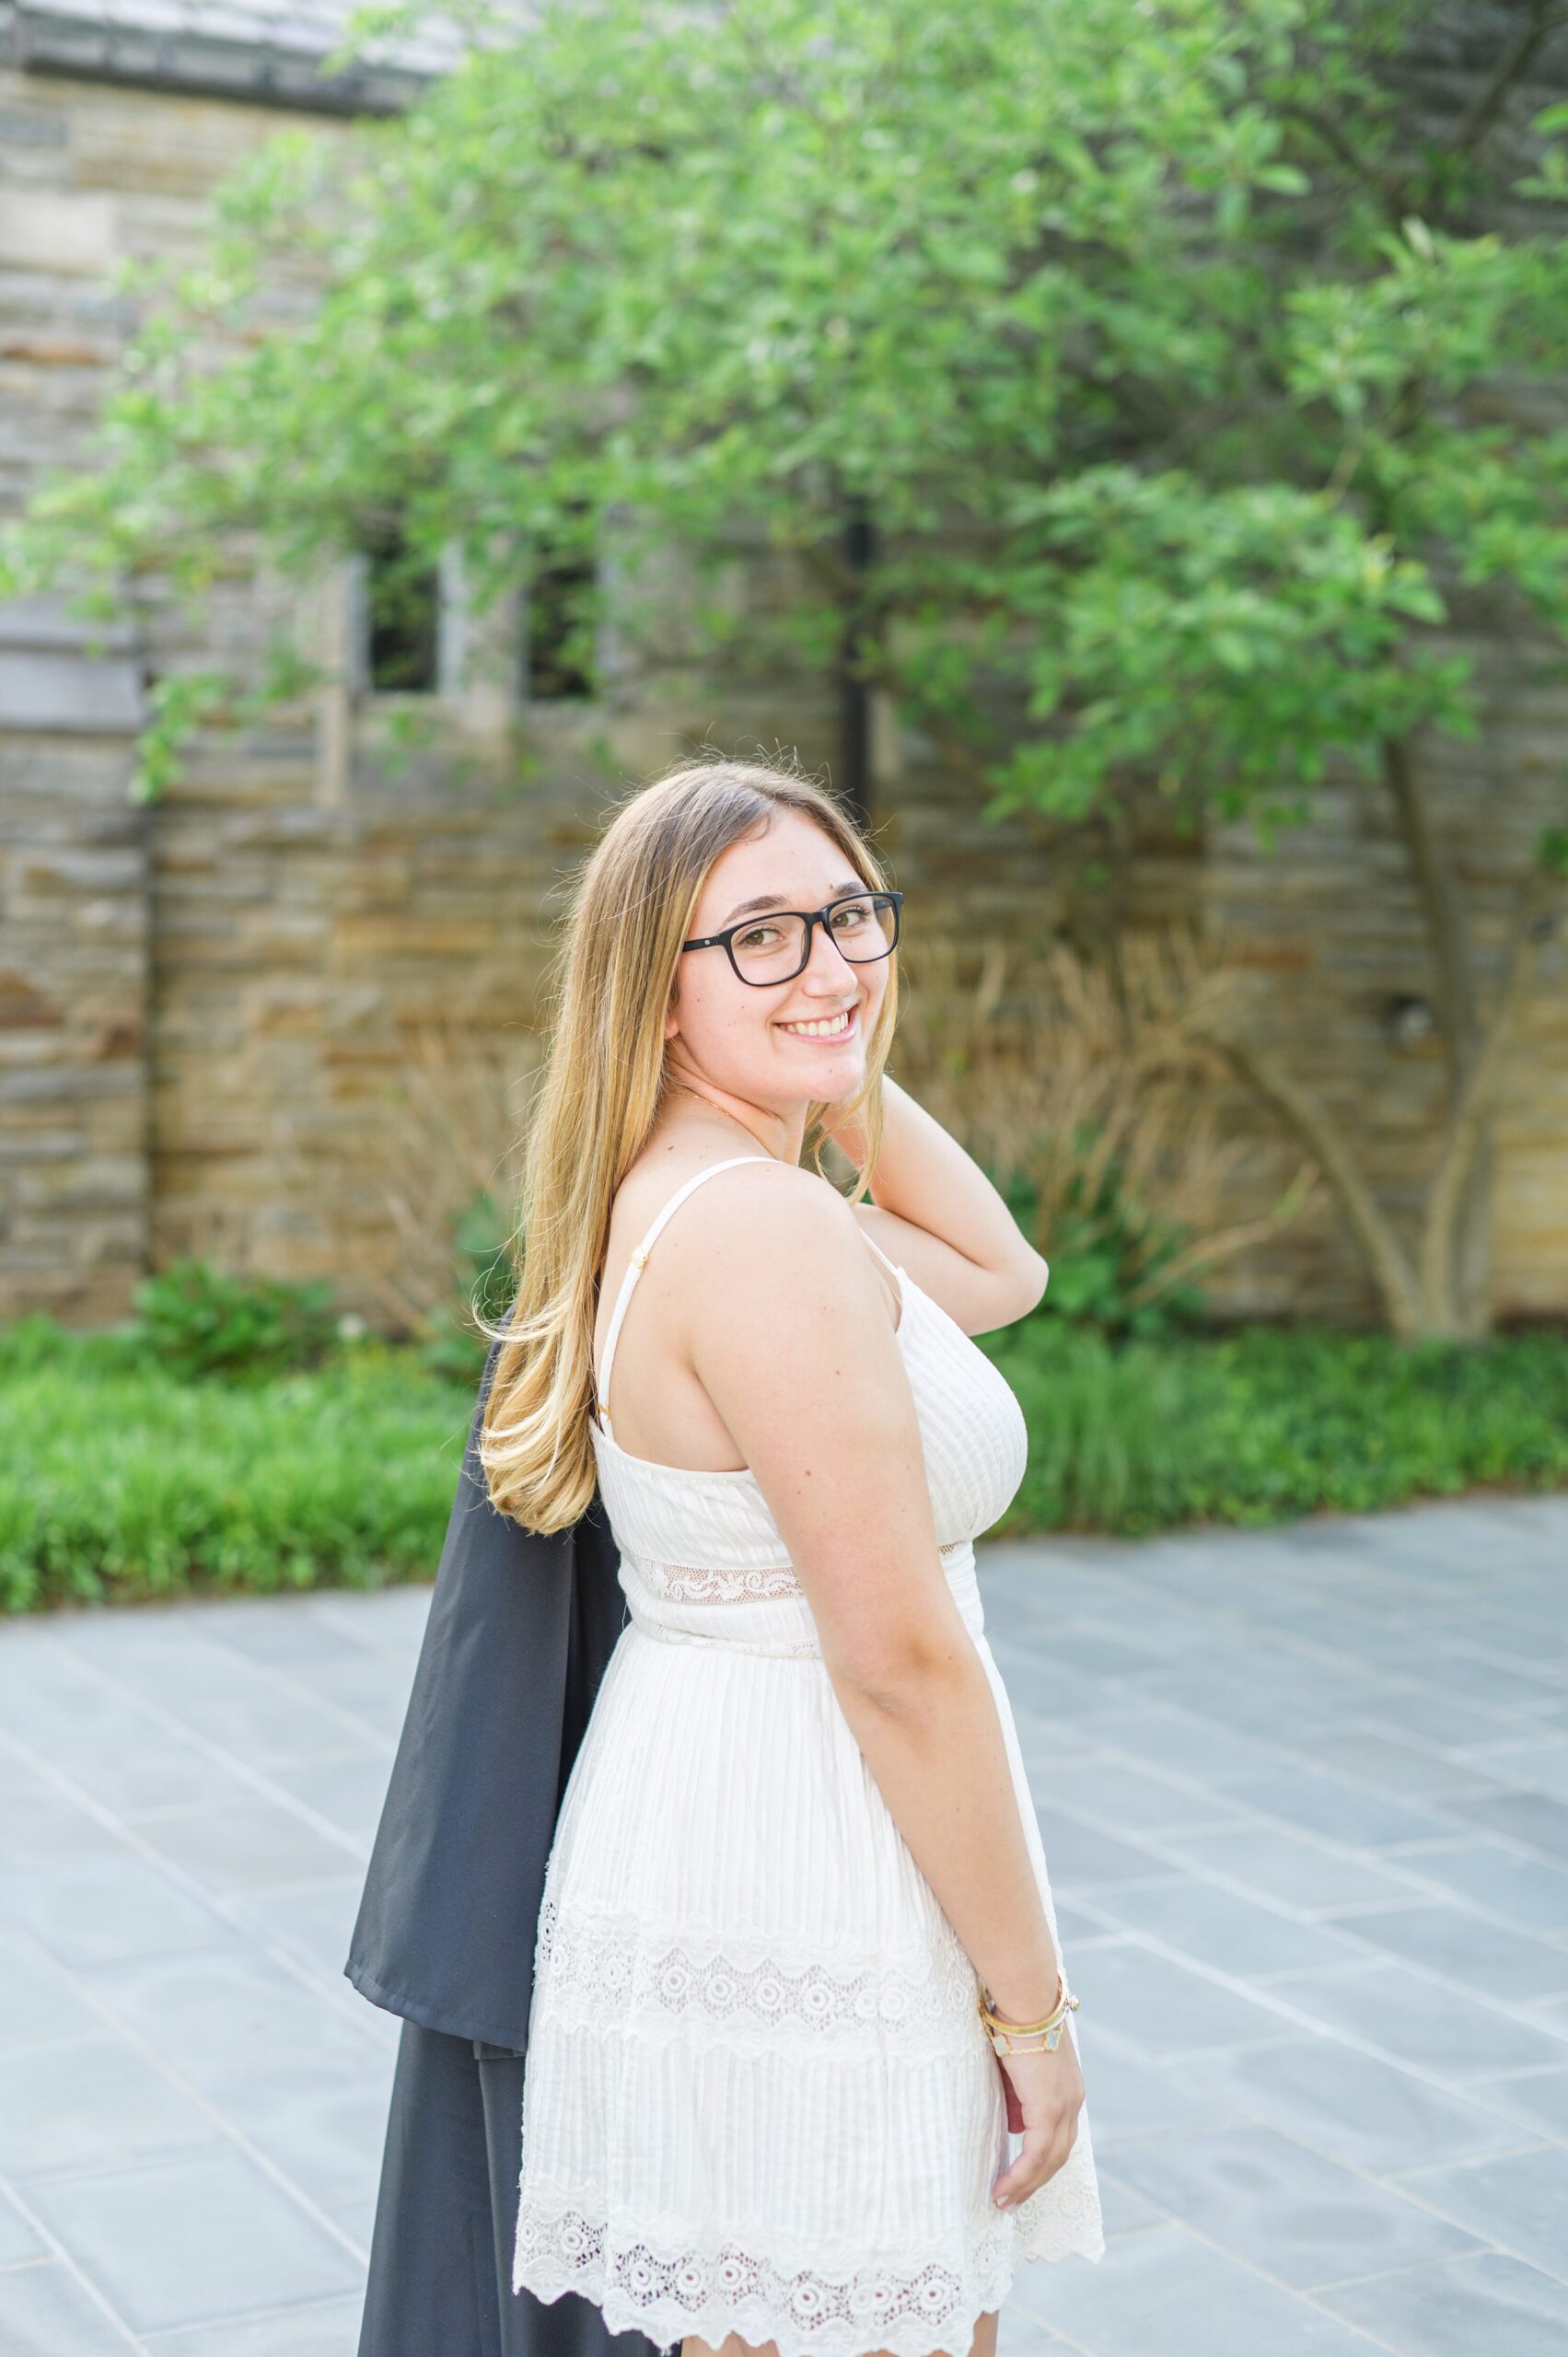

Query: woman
left=480, top=753, right=1105, bottom=2357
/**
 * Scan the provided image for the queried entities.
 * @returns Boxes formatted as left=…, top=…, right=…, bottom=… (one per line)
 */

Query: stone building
left=1, top=0, right=1564, bottom=1333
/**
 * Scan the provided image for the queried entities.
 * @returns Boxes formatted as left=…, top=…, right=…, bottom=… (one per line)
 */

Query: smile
left=776, top=1007, right=856, bottom=1039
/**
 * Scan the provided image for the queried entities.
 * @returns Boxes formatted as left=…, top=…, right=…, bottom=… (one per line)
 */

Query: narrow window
left=525, top=530, right=597, bottom=702
left=364, top=517, right=441, bottom=694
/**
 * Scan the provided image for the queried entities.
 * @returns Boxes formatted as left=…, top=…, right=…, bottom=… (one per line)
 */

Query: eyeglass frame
left=680, top=888, right=904, bottom=987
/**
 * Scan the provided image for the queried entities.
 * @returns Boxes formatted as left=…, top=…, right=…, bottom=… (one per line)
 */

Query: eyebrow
left=718, top=879, right=868, bottom=927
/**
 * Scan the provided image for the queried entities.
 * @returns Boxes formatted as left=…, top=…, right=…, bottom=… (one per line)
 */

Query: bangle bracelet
left=977, top=1978, right=1079, bottom=2055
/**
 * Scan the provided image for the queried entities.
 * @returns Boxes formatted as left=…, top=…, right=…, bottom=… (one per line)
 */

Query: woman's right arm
left=682, top=1165, right=1085, bottom=2211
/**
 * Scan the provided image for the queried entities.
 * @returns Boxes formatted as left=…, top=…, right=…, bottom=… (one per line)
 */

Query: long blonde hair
left=477, top=754, right=900, bottom=1533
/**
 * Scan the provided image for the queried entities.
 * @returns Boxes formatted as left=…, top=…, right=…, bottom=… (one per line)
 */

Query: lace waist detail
left=618, top=1541, right=982, bottom=1659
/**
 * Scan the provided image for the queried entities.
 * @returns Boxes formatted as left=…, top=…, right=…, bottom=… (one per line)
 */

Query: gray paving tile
left=0, top=2030, right=213, bottom=2180
left=1160, top=1824, right=1430, bottom=1914
left=1445, top=1789, right=1568, bottom=1864
left=1398, top=1654, right=1568, bottom=1717
left=1472, top=2064, right=1568, bottom=2142
left=1320, top=2249, right=1568, bottom=2357
left=995, top=2302, right=1065, bottom=2355
left=258, top=1756, right=391, bottom=1851
left=133, top=1804, right=363, bottom=1898
left=1006, top=2219, right=1384, bottom=2353
left=255, top=1650, right=414, bottom=1737
left=1091, top=2170, right=1170, bottom=2238
left=201, top=2047, right=396, bottom=2210
left=1083, top=1879, right=1367, bottom=1981
left=53, top=1630, right=361, bottom=1764
left=1216, top=1764, right=1463, bottom=1850
left=0, top=1854, right=234, bottom=1969
left=1028, top=1812, right=1174, bottom=1891
left=1385, top=1837, right=1568, bottom=1933
left=0, top=1935, right=109, bottom=2062
left=1271, top=1956, right=1568, bottom=2078
left=1072, top=2024, right=1247, bottom=2149
left=221, top=1879, right=366, bottom=1984
left=1453, top=1733, right=1568, bottom=1798
left=70, top=1948, right=384, bottom=2092
left=1028, top=1758, right=1249, bottom=1839
left=23, top=2145, right=360, bottom=2335
left=0, top=2188, right=47, bottom=2267
left=1350, top=1687, right=1523, bottom=1748
left=1395, top=2144, right=1568, bottom=2282
left=1187, top=2035, right=1546, bottom=2173
left=173, top=1596, right=388, bottom=1672
left=144, top=2294, right=366, bottom=2356
left=1102, top=2119, right=1482, bottom=2290
left=0, top=2258, right=131, bottom=2357
left=1066, top=1939, right=1296, bottom=2060
left=1337, top=1901, right=1568, bottom=2003
left=0, top=1791, right=128, bottom=1868
left=1063, top=1702, right=1295, bottom=1791
left=1285, top=1727, right=1516, bottom=1804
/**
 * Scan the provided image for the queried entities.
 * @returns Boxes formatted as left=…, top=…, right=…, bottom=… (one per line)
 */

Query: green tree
left=7, top=0, right=1567, bottom=1339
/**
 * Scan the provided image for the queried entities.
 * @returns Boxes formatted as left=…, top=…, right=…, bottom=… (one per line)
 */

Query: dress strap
left=593, top=1156, right=775, bottom=1434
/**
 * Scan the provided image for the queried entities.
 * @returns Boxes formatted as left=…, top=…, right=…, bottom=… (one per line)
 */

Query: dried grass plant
left=353, top=1015, right=542, bottom=1338
left=891, top=923, right=1323, bottom=1316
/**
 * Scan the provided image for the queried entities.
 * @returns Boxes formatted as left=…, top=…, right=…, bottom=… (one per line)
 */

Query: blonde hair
left=477, top=754, right=900, bottom=1533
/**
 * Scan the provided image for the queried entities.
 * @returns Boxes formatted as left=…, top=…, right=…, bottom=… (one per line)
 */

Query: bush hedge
left=2, top=1315, right=1563, bottom=1612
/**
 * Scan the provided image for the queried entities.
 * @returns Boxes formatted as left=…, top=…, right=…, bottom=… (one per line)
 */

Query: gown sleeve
left=344, top=1333, right=628, bottom=2049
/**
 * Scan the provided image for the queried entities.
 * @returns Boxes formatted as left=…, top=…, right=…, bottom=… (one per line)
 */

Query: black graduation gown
left=345, top=1338, right=670, bottom=2357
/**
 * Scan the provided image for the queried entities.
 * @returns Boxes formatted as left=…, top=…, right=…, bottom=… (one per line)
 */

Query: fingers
left=991, top=2112, right=1081, bottom=2211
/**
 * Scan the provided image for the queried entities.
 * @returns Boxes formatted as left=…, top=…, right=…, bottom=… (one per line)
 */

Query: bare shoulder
left=680, top=1161, right=872, bottom=1306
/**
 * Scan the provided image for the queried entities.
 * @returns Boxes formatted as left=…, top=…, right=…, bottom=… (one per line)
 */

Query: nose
left=800, top=917, right=861, bottom=989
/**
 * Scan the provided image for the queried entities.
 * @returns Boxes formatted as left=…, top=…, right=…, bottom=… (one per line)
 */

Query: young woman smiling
left=480, top=756, right=1105, bottom=2357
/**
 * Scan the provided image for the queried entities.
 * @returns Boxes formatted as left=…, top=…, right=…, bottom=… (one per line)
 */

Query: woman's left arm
left=825, top=1075, right=1047, bottom=1335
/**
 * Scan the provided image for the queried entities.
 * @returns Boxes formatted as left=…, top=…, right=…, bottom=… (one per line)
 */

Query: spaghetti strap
left=592, top=1155, right=775, bottom=1434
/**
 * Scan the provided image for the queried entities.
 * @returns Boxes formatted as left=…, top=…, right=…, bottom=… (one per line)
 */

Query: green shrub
left=0, top=1323, right=472, bottom=1614
left=131, top=1260, right=340, bottom=1380
left=981, top=1319, right=1568, bottom=1536
left=1001, top=1147, right=1209, bottom=1341
left=1, top=1315, right=1562, bottom=1614
left=416, top=1188, right=518, bottom=1383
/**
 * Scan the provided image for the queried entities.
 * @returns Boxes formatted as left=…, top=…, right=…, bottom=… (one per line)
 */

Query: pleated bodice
left=588, top=1192, right=1030, bottom=1659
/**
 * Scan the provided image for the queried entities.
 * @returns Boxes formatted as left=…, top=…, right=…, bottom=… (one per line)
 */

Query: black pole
left=838, top=495, right=875, bottom=832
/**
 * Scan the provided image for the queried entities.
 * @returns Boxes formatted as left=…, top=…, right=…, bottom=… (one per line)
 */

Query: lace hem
left=513, top=2199, right=1033, bottom=2357
left=535, top=1895, right=981, bottom=2047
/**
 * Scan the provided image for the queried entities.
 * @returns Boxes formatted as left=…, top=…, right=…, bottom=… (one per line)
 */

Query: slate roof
left=4, top=0, right=476, bottom=111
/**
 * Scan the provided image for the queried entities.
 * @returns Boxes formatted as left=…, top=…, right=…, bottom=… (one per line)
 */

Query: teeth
left=780, top=1010, right=852, bottom=1038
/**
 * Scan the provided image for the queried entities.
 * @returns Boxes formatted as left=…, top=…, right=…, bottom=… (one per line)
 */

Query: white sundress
left=512, top=1156, right=1105, bottom=2357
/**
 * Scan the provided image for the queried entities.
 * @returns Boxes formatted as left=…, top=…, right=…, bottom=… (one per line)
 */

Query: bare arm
left=687, top=1167, right=1062, bottom=2032
left=826, top=1074, right=1047, bottom=1334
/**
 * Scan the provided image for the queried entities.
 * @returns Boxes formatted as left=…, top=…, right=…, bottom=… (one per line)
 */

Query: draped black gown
left=346, top=1339, right=671, bottom=2357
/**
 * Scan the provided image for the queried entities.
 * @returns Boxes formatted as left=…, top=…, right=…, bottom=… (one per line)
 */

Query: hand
left=990, top=2034, right=1086, bottom=2212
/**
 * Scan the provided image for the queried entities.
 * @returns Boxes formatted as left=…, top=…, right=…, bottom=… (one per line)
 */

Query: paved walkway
left=0, top=1493, right=1564, bottom=2356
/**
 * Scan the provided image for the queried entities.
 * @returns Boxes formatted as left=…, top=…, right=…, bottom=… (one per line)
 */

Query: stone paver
left=0, top=1492, right=1563, bottom=2353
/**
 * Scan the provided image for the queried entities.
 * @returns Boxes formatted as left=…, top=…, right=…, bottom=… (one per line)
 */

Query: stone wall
left=1, top=34, right=1564, bottom=1332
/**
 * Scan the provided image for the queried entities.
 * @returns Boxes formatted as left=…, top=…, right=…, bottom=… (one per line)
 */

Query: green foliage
left=130, top=1260, right=340, bottom=1380
left=981, top=1319, right=1568, bottom=1536
left=2, top=1316, right=1561, bottom=1610
left=998, top=1153, right=1209, bottom=1341
left=0, top=1322, right=474, bottom=1614
left=4, top=0, right=1564, bottom=880
left=417, top=1187, right=518, bottom=1382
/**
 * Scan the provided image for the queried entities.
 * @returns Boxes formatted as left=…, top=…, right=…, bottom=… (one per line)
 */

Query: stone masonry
left=0, top=3, right=1563, bottom=1331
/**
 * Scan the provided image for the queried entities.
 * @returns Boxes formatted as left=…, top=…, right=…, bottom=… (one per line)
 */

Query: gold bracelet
left=977, top=1978, right=1079, bottom=2055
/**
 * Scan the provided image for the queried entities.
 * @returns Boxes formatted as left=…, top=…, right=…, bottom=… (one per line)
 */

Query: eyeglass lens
left=731, top=895, right=897, bottom=982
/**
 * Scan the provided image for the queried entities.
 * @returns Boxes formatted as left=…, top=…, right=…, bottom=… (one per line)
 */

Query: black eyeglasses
left=682, top=889, right=903, bottom=986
